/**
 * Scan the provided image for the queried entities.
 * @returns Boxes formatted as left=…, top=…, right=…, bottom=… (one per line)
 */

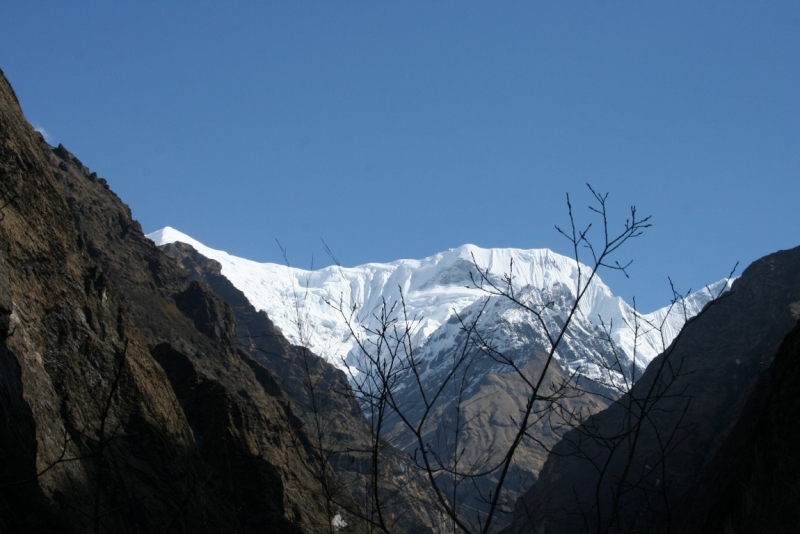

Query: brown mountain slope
left=41, top=132, right=336, bottom=531
left=0, top=64, right=356, bottom=533
left=510, top=245, right=800, bottom=533
left=0, top=69, right=229, bottom=532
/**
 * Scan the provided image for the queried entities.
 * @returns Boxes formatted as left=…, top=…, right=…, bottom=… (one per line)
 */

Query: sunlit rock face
left=0, top=67, right=344, bottom=533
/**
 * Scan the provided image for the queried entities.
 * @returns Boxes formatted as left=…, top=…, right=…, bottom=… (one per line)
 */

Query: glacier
left=147, top=226, right=730, bottom=387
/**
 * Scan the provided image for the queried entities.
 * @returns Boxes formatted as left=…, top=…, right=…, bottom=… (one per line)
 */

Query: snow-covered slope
left=148, top=226, right=729, bottom=385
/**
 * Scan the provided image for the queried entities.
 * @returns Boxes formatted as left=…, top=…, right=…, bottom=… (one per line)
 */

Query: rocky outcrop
left=508, top=245, right=800, bottom=533
left=43, top=132, right=336, bottom=532
left=160, top=242, right=362, bottom=432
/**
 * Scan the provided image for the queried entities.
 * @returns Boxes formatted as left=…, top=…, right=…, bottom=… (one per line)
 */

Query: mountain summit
left=148, top=226, right=729, bottom=384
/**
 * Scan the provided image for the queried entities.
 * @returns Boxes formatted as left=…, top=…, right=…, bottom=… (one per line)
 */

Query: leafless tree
left=524, top=268, right=736, bottom=534
left=247, top=243, right=441, bottom=534
left=268, top=185, right=734, bottom=534
left=316, top=185, right=664, bottom=533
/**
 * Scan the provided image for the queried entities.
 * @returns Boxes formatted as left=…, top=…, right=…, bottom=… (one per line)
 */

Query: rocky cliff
left=0, top=67, right=337, bottom=533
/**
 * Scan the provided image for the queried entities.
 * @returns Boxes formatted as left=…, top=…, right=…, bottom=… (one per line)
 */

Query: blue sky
left=2, top=2, right=798, bottom=311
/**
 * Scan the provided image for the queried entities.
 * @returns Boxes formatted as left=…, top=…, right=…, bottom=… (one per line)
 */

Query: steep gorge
left=3, top=62, right=799, bottom=534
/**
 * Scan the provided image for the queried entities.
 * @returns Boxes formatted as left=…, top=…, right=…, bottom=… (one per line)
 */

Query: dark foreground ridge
left=689, top=317, right=800, bottom=532
left=508, top=244, right=800, bottom=533
left=0, top=67, right=334, bottom=533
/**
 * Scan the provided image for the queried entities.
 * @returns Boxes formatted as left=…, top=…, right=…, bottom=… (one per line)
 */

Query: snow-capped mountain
left=148, top=226, right=733, bottom=517
left=147, top=226, right=730, bottom=388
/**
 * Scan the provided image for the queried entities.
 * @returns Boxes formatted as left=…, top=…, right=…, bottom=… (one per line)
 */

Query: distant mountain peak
left=147, top=226, right=730, bottom=381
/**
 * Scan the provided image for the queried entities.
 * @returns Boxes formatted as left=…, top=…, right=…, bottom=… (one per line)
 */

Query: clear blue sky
left=2, top=2, right=798, bottom=311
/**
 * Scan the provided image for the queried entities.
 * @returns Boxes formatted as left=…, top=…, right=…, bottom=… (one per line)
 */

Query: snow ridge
left=147, top=227, right=730, bottom=383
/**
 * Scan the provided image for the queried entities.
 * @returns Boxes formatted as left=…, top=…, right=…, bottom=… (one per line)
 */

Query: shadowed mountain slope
left=687, top=318, right=800, bottom=533
left=509, top=245, right=800, bottom=533
left=0, top=68, right=228, bottom=532
left=43, top=135, right=334, bottom=532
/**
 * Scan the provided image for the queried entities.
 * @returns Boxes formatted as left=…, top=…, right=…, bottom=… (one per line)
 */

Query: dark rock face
left=0, top=68, right=210, bottom=532
left=509, top=245, right=800, bottom=533
left=0, top=67, right=331, bottom=532
left=173, top=280, right=238, bottom=346
left=689, top=319, right=800, bottom=533
left=161, top=243, right=366, bottom=441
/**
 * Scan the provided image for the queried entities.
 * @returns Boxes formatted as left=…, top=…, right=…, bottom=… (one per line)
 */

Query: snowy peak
left=147, top=227, right=729, bottom=381
left=147, top=226, right=206, bottom=252
left=413, top=244, right=587, bottom=291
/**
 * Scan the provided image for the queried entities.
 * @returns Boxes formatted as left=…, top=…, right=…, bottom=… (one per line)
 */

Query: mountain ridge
left=147, top=226, right=730, bottom=383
